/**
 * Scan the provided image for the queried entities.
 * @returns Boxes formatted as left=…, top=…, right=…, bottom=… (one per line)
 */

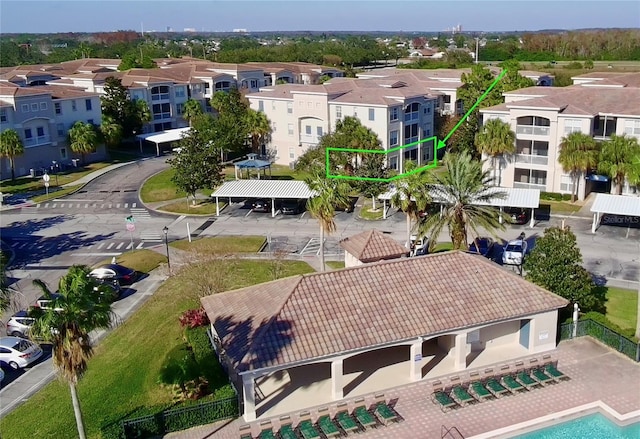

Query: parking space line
left=107, top=243, right=115, bottom=249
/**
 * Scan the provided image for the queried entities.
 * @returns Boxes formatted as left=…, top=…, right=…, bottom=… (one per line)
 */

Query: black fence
left=121, top=396, right=238, bottom=439
left=560, top=319, right=640, bottom=362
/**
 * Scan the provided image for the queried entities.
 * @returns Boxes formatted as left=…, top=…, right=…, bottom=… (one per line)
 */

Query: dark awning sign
left=586, top=174, right=609, bottom=182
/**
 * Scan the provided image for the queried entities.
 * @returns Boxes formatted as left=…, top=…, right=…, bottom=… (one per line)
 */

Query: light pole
left=163, top=226, right=171, bottom=274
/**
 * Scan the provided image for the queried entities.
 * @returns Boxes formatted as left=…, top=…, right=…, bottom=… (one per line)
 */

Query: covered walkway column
left=592, top=211, right=601, bottom=233
left=409, top=338, right=423, bottom=381
left=331, top=359, right=343, bottom=400
left=453, top=333, right=468, bottom=371
left=242, top=374, right=256, bottom=421
left=530, top=208, right=535, bottom=228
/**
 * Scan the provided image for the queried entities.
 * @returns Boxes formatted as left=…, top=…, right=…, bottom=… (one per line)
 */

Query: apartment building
left=479, top=72, right=640, bottom=200
left=246, top=76, right=439, bottom=169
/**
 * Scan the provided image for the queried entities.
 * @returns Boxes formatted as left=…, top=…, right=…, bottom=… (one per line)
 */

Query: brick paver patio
left=164, top=338, right=640, bottom=439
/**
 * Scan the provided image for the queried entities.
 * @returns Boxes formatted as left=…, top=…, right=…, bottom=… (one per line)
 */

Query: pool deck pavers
left=164, top=337, right=640, bottom=439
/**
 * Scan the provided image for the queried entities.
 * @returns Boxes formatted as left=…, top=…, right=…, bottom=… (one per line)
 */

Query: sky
left=1, top=0, right=639, bottom=34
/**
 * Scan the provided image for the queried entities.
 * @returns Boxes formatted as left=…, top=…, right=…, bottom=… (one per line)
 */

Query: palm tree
left=245, top=109, right=272, bottom=154
left=30, top=265, right=115, bottom=439
left=182, top=99, right=203, bottom=127
left=558, top=132, right=599, bottom=202
left=135, top=99, right=152, bottom=129
left=415, top=152, right=507, bottom=250
left=99, top=115, right=123, bottom=148
left=68, top=121, right=99, bottom=164
left=305, top=174, right=351, bottom=271
left=0, top=129, right=25, bottom=180
left=474, top=118, right=516, bottom=186
left=390, top=161, right=431, bottom=248
left=598, top=134, right=640, bottom=195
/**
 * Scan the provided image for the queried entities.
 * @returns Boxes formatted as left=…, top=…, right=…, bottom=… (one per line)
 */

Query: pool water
left=515, top=413, right=640, bottom=438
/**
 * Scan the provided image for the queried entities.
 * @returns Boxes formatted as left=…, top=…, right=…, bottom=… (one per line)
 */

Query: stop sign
left=126, top=223, right=135, bottom=232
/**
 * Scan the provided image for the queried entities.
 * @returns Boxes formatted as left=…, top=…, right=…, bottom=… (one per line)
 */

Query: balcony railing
left=515, top=154, right=549, bottom=165
left=151, top=93, right=170, bottom=101
left=516, top=125, right=550, bottom=136
left=299, top=134, right=321, bottom=145
left=24, top=135, right=51, bottom=147
left=153, top=112, right=172, bottom=121
left=514, top=181, right=547, bottom=191
left=404, top=112, right=419, bottom=122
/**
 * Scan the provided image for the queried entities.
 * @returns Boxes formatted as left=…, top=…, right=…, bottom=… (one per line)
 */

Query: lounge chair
left=450, top=385, right=476, bottom=405
left=531, top=367, right=554, bottom=385
left=335, top=411, right=359, bottom=433
left=469, top=381, right=492, bottom=400
left=432, top=390, right=458, bottom=412
left=239, top=424, right=253, bottom=439
left=374, top=402, right=399, bottom=425
left=298, top=420, right=321, bottom=439
left=484, top=378, right=509, bottom=397
left=353, top=406, right=377, bottom=429
left=501, top=375, right=526, bottom=393
left=258, top=429, right=276, bottom=439
left=545, top=363, right=569, bottom=381
left=516, top=371, right=542, bottom=389
left=317, top=415, right=340, bottom=438
left=278, top=424, right=297, bottom=439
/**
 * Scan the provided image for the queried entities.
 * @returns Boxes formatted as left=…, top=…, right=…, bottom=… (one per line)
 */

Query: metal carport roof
left=136, top=127, right=191, bottom=156
left=591, top=193, right=640, bottom=217
left=377, top=186, right=540, bottom=208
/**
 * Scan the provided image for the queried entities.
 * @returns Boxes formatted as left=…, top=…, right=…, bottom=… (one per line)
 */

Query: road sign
left=42, top=174, right=50, bottom=182
left=126, top=223, right=136, bottom=232
left=44, top=182, right=50, bottom=188
left=126, top=215, right=135, bottom=223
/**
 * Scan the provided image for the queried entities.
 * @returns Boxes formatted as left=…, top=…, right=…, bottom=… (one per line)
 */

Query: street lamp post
left=163, top=226, right=171, bottom=274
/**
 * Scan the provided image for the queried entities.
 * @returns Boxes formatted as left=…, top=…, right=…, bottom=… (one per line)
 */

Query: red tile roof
left=339, top=230, right=408, bottom=262
left=201, top=251, right=568, bottom=372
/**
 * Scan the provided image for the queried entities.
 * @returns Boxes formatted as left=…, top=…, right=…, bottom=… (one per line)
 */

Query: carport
left=377, top=187, right=540, bottom=228
left=590, top=193, right=640, bottom=233
left=135, top=127, right=191, bottom=157
left=210, top=180, right=316, bottom=217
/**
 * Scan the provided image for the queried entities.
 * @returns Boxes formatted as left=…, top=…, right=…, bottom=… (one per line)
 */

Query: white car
left=502, top=239, right=528, bottom=266
left=0, top=337, right=43, bottom=370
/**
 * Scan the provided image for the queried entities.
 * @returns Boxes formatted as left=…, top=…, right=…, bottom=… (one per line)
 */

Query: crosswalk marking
left=132, top=202, right=137, bottom=208
left=139, top=232, right=162, bottom=242
left=126, top=242, right=134, bottom=250
left=130, top=208, right=151, bottom=220
left=36, top=204, right=41, bottom=208
left=52, top=204, right=57, bottom=208
left=116, top=242, right=124, bottom=250
left=124, top=203, right=128, bottom=208
left=85, top=203, right=89, bottom=208
left=107, top=243, right=115, bottom=249
left=116, top=203, right=120, bottom=208
left=8, top=239, right=148, bottom=255
left=97, top=243, right=105, bottom=249
left=136, top=242, right=144, bottom=249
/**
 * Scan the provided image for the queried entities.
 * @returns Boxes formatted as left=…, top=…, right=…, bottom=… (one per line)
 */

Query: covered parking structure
left=210, top=180, right=316, bottom=217
left=590, top=193, right=640, bottom=233
left=135, top=127, right=191, bottom=156
left=378, top=187, right=540, bottom=228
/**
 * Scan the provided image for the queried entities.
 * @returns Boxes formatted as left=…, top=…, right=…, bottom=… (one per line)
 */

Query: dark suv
left=281, top=199, right=305, bottom=215
left=504, top=207, right=530, bottom=225
left=252, top=199, right=271, bottom=213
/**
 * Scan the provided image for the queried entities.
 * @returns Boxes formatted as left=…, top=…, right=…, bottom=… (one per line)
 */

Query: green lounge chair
left=516, top=371, right=542, bottom=389
left=259, top=429, right=276, bottom=439
left=485, top=378, right=509, bottom=397
left=298, top=420, right=321, bottom=439
left=317, top=415, right=340, bottom=438
left=374, top=402, right=398, bottom=424
left=451, top=386, right=475, bottom=405
left=545, top=363, right=569, bottom=381
left=469, top=381, right=492, bottom=400
left=239, top=424, right=253, bottom=439
left=336, top=411, right=359, bottom=433
left=354, top=406, right=377, bottom=429
left=432, top=391, right=458, bottom=411
left=531, top=367, right=554, bottom=385
left=501, top=375, right=526, bottom=393
left=278, top=424, right=297, bottom=439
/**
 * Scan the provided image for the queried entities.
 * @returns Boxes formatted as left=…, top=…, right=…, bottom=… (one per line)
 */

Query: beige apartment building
left=479, top=72, right=640, bottom=200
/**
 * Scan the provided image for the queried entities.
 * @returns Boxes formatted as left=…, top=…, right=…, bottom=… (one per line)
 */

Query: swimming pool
left=514, top=413, right=640, bottom=438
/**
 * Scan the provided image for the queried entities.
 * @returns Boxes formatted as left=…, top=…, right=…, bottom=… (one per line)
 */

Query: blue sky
left=2, top=0, right=639, bottom=33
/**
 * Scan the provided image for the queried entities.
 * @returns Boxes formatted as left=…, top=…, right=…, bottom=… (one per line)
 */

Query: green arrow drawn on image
left=436, top=68, right=508, bottom=150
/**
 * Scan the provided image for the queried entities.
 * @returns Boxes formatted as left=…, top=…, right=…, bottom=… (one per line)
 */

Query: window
left=85, top=99, right=92, bottom=111
left=87, top=119, right=94, bottom=125
left=289, top=147, right=295, bottom=159
left=24, top=128, right=32, bottom=139
left=564, top=119, right=582, bottom=135
left=307, top=102, right=312, bottom=109
left=152, top=103, right=171, bottom=120
left=250, top=79, right=258, bottom=89
left=424, top=128, right=431, bottom=137
left=214, top=81, right=231, bottom=92
left=151, top=86, right=170, bottom=101
left=131, top=90, right=145, bottom=101
left=21, top=104, right=29, bottom=112
left=258, top=101, right=264, bottom=112
left=390, top=130, right=399, bottom=146
left=560, top=175, right=575, bottom=193
left=390, top=107, right=399, bottom=121
left=0, top=109, right=6, bottom=122
left=40, top=102, right=47, bottom=111
left=36, top=126, right=45, bottom=137
left=60, top=148, right=67, bottom=159
left=404, top=102, right=420, bottom=122
left=288, top=123, right=294, bottom=135
left=404, top=123, right=419, bottom=144
left=176, top=103, right=184, bottom=115
left=71, top=100, right=77, bottom=111
left=354, top=108, right=358, bottom=117
left=624, top=120, right=640, bottom=136
left=389, top=156, right=398, bottom=170
left=305, top=125, right=312, bottom=135
left=54, top=103, right=61, bottom=115
left=316, top=102, right=321, bottom=109
left=57, top=123, right=65, bottom=136
left=336, top=106, right=342, bottom=119
left=31, top=103, right=39, bottom=112
left=317, top=126, right=323, bottom=137
left=272, top=122, right=276, bottom=132
left=272, top=101, right=276, bottom=110
left=368, top=108, right=375, bottom=121
left=287, top=102, right=293, bottom=114
left=175, top=87, right=186, bottom=98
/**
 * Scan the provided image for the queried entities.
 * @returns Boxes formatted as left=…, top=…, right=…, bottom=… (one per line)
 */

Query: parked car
left=89, top=264, right=137, bottom=285
left=252, top=199, right=271, bottom=213
left=502, top=239, right=528, bottom=266
left=418, top=204, right=441, bottom=219
left=93, top=278, right=122, bottom=302
left=468, top=237, right=495, bottom=258
left=0, top=337, right=43, bottom=370
left=504, top=207, right=530, bottom=225
left=410, top=235, right=428, bottom=256
left=35, top=293, right=64, bottom=311
left=281, top=199, right=305, bottom=215
left=0, top=368, right=4, bottom=383
left=5, top=311, right=35, bottom=338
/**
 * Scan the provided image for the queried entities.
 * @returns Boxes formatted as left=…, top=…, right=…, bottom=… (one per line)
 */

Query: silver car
left=0, top=337, right=43, bottom=370
left=5, top=311, right=35, bottom=338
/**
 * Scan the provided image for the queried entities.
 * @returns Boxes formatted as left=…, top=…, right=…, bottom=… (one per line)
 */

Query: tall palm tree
left=598, top=134, right=640, bottom=195
left=415, top=152, right=507, bottom=250
left=305, top=174, right=351, bottom=271
left=474, top=118, right=516, bottom=186
left=245, top=109, right=272, bottom=154
left=390, top=161, right=431, bottom=248
left=99, top=115, right=123, bottom=148
left=558, top=132, right=599, bottom=202
left=30, top=265, right=115, bottom=439
left=182, top=99, right=203, bottom=127
left=135, top=99, right=152, bottom=129
left=68, top=121, right=99, bottom=164
left=0, top=129, right=25, bottom=180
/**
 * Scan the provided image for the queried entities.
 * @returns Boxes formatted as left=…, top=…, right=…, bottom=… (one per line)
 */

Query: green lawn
left=96, top=249, right=168, bottom=273
left=170, top=236, right=266, bottom=254
left=606, top=287, right=638, bottom=332
left=0, top=162, right=114, bottom=195
left=140, top=168, right=186, bottom=203
left=359, top=198, right=384, bottom=220
left=159, top=199, right=227, bottom=215
left=0, top=258, right=314, bottom=439
left=326, top=261, right=346, bottom=270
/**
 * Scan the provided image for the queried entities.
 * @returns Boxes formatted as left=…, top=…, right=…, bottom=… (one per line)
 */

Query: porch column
left=216, top=196, right=220, bottom=216
left=242, top=374, right=256, bottom=422
left=499, top=207, right=504, bottom=224
left=271, top=198, right=276, bottom=217
left=331, top=359, right=343, bottom=400
left=453, top=333, right=467, bottom=371
left=591, top=212, right=600, bottom=233
left=409, top=338, right=423, bottom=381
left=383, top=199, right=387, bottom=219
left=529, top=208, right=535, bottom=229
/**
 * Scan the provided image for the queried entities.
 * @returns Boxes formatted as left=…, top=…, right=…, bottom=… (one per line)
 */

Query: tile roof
left=339, top=230, right=408, bottom=262
left=201, top=251, right=568, bottom=372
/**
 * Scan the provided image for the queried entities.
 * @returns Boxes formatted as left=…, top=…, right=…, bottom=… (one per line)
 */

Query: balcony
left=299, top=134, right=321, bottom=145
left=151, top=93, right=170, bottom=101
left=514, top=181, right=547, bottom=191
left=153, top=112, right=172, bottom=121
left=404, top=112, right=419, bottom=123
left=24, top=135, right=51, bottom=147
left=515, top=154, right=549, bottom=166
left=516, top=125, right=550, bottom=136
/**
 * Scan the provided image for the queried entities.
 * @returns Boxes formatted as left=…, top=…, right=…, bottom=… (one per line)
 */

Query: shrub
left=185, top=326, right=230, bottom=394
left=179, top=307, right=210, bottom=328
left=540, top=191, right=571, bottom=201
left=581, top=311, right=635, bottom=339
left=158, top=344, right=201, bottom=394
left=564, top=61, right=584, bottom=69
